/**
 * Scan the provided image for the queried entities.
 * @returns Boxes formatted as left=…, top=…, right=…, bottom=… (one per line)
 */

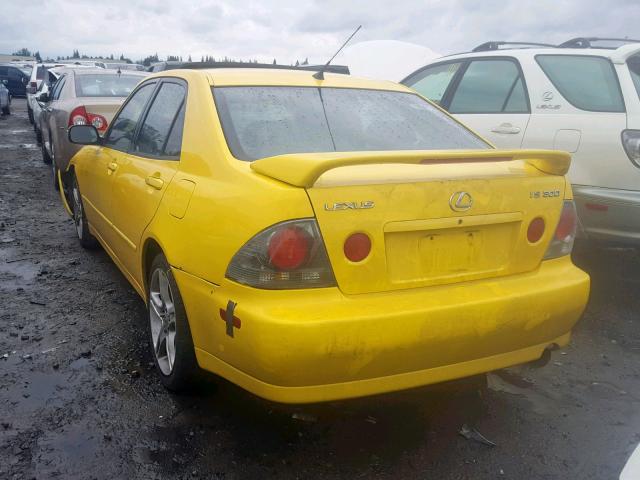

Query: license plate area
left=384, top=213, right=521, bottom=287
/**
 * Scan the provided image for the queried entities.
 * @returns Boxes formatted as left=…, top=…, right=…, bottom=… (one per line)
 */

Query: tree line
left=12, top=47, right=310, bottom=67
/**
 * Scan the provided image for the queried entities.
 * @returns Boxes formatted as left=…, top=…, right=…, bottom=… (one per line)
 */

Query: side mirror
left=36, top=91, right=49, bottom=103
left=68, top=125, right=101, bottom=145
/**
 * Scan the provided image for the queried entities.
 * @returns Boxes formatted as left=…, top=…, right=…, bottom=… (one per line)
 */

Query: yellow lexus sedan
left=62, top=65, right=590, bottom=403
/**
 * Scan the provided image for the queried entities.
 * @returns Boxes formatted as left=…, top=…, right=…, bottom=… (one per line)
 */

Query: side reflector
left=344, top=233, right=371, bottom=262
left=585, top=203, right=608, bottom=212
left=527, top=217, right=545, bottom=244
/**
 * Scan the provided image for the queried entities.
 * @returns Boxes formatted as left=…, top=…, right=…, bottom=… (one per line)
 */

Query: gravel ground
left=1, top=98, right=639, bottom=480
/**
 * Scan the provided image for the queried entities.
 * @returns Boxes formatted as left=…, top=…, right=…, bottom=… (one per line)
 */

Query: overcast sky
left=2, top=0, right=639, bottom=63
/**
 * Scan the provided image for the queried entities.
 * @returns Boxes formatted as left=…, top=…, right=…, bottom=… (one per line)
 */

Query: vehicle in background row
left=0, top=80, right=11, bottom=115
left=30, top=67, right=62, bottom=143
left=0, top=64, right=30, bottom=97
left=64, top=66, right=588, bottom=403
left=38, top=68, right=147, bottom=189
left=96, top=62, right=145, bottom=71
left=26, top=63, right=65, bottom=124
left=402, top=38, right=640, bottom=246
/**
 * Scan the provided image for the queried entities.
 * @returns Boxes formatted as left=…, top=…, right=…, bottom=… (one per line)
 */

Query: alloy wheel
left=149, top=268, right=177, bottom=376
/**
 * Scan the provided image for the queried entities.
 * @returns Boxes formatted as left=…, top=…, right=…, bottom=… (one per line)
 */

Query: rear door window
left=50, top=76, right=66, bottom=100
left=449, top=59, right=529, bottom=114
left=403, top=62, right=462, bottom=105
left=536, top=55, right=624, bottom=112
left=104, top=82, right=156, bottom=152
left=133, top=82, right=186, bottom=158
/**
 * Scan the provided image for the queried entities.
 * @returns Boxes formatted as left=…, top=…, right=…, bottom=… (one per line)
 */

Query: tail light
left=226, top=219, right=336, bottom=289
left=68, top=106, right=108, bottom=132
left=544, top=201, right=577, bottom=259
left=621, top=130, right=640, bottom=168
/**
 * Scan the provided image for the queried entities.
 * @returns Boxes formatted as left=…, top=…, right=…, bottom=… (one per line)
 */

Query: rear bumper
left=174, top=257, right=589, bottom=404
left=574, top=185, right=640, bottom=245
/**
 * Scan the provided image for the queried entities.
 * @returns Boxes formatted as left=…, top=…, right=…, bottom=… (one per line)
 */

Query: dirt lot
left=1, top=98, right=639, bottom=479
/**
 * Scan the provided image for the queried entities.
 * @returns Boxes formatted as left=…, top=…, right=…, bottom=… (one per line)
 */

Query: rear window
left=536, top=55, right=624, bottom=112
left=74, top=74, right=141, bottom=97
left=213, top=86, right=489, bottom=161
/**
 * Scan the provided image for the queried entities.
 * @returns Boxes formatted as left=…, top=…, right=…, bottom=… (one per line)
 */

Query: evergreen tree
left=273, top=58, right=277, bottom=65
left=302, top=57, right=308, bottom=65
left=34, top=51, right=42, bottom=62
left=188, top=55, right=192, bottom=62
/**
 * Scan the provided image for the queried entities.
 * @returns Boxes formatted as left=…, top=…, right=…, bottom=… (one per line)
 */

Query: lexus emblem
left=449, top=191, right=473, bottom=212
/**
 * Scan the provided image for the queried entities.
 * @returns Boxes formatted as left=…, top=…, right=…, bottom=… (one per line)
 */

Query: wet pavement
left=1, top=99, right=639, bottom=479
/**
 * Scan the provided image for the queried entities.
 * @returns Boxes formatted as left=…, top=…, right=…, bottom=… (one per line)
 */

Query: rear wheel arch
left=142, top=238, right=164, bottom=298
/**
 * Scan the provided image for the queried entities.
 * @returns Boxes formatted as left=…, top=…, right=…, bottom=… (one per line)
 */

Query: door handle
left=491, top=123, right=521, bottom=134
left=145, top=175, right=164, bottom=190
left=107, top=162, right=118, bottom=172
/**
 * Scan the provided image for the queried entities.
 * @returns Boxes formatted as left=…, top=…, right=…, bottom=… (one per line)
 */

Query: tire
left=71, top=175, right=98, bottom=249
left=41, top=141, right=51, bottom=165
left=148, top=253, right=200, bottom=391
left=51, top=142, right=59, bottom=191
left=27, top=106, right=33, bottom=124
left=1, top=104, right=9, bottom=115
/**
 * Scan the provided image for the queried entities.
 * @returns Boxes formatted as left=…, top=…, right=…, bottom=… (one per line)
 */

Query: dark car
left=0, top=64, right=30, bottom=97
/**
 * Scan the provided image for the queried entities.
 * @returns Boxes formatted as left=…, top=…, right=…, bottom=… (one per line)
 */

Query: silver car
left=0, top=79, right=10, bottom=115
left=38, top=68, right=147, bottom=189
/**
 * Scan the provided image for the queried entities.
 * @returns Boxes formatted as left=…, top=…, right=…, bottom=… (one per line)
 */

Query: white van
left=402, top=38, right=640, bottom=245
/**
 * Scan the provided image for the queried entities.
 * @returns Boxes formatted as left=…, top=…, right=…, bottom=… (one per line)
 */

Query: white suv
left=402, top=38, right=640, bottom=245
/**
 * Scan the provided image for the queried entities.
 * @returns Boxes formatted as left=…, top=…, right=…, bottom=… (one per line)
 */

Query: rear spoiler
left=250, top=150, right=571, bottom=188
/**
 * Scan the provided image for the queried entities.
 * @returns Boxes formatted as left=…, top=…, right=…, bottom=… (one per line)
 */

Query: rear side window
left=36, top=66, right=46, bottom=80
left=403, top=62, right=462, bottom=105
left=449, top=59, right=528, bottom=114
left=104, top=82, right=156, bottom=152
left=50, top=76, right=66, bottom=100
left=627, top=55, right=640, bottom=99
left=536, top=55, right=624, bottom=112
left=134, top=82, right=186, bottom=158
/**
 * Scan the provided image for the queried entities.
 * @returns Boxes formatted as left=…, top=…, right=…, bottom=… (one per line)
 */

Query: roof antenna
left=313, top=25, right=361, bottom=80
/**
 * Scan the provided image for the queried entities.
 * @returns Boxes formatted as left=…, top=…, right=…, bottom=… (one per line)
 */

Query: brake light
left=544, top=201, right=577, bottom=259
left=226, top=219, right=336, bottom=289
left=621, top=130, right=640, bottom=168
left=268, top=226, right=310, bottom=270
left=68, top=106, right=108, bottom=132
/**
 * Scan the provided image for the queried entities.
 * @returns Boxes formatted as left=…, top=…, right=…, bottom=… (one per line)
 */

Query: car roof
left=148, top=67, right=409, bottom=92
left=71, top=68, right=149, bottom=77
left=435, top=43, right=640, bottom=63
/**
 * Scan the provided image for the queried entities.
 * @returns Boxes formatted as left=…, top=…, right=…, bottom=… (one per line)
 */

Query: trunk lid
left=251, top=150, right=570, bottom=294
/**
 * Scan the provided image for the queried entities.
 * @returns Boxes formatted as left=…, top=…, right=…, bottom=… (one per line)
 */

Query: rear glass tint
left=214, top=86, right=489, bottom=161
left=75, top=74, right=142, bottom=97
left=536, top=55, right=624, bottom=112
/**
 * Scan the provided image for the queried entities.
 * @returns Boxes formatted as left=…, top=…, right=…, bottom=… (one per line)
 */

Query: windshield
left=213, top=86, right=489, bottom=161
left=75, top=74, right=142, bottom=97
